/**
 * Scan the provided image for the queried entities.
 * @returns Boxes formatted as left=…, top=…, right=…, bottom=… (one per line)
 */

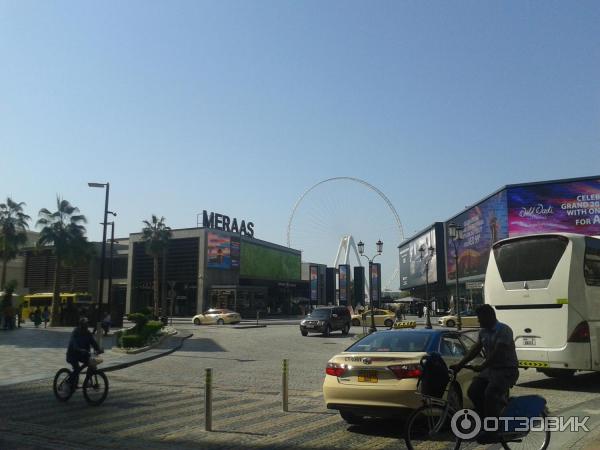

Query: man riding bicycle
left=450, top=304, right=519, bottom=441
left=66, top=317, right=103, bottom=389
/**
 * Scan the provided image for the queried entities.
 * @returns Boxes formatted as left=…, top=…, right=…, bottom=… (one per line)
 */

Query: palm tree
left=141, top=215, right=172, bottom=317
left=36, top=197, right=87, bottom=326
left=0, top=198, right=31, bottom=290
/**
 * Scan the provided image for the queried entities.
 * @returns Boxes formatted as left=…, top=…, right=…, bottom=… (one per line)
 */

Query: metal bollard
left=282, top=359, right=289, bottom=412
left=205, top=368, right=213, bottom=431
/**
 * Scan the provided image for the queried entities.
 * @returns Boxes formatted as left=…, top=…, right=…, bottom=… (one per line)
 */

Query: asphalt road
left=2, top=323, right=600, bottom=449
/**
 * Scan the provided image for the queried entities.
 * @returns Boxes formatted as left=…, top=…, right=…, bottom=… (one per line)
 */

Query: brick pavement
left=0, top=324, right=190, bottom=387
left=3, top=324, right=600, bottom=449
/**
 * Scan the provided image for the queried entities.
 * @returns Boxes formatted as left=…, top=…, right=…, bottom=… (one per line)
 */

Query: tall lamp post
left=358, top=239, right=383, bottom=334
left=419, top=244, right=435, bottom=329
left=88, top=182, right=110, bottom=346
left=447, top=222, right=464, bottom=330
left=104, top=211, right=117, bottom=322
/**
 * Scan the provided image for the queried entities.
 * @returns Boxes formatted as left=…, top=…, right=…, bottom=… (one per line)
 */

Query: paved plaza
left=2, top=324, right=600, bottom=449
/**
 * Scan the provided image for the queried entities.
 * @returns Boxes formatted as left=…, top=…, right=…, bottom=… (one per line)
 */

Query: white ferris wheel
left=287, top=177, right=405, bottom=297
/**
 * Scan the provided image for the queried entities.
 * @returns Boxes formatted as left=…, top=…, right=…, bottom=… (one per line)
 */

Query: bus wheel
left=539, top=368, right=576, bottom=378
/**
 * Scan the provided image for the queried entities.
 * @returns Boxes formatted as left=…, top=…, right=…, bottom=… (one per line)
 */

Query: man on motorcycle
left=66, top=317, right=102, bottom=388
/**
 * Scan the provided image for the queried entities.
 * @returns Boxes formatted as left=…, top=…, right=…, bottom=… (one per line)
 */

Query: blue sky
left=2, top=1, right=600, bottom=280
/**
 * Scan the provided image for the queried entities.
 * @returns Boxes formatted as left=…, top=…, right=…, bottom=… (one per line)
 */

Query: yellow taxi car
left=351, top=309, right=396, bottom=328
left=438, top=311, right=480, bottom=328
left=192, top=309, right=241, bottom=325
left=323, top=328, right=482, bottom=424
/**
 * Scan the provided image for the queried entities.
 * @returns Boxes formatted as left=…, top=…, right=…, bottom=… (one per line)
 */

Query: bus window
left=493, top=235, right=568, bottom=283
left=584, top=237, right=600, bottom=287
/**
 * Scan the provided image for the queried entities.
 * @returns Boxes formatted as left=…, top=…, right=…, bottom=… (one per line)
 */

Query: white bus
left=485, top=233, right=600, bottom=378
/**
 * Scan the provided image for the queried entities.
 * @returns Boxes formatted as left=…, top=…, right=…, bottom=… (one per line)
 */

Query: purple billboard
left=338, top=265, right=350, bottom=305
left=446, top=191, right=509, bottom=281
left=508, top=179, right=600, bottom=236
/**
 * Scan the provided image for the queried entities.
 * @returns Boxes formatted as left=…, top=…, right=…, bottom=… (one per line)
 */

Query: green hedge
left=121, top=334, right=145, bottom=348
left=118, top=320, right=164, bottom=348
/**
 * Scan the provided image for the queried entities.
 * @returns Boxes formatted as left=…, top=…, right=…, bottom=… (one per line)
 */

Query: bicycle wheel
left=82, top=371, right=109, bottom=406
left=405, top=404, right=461, bottom=450
left=53, top=368, right=74, bottom=402
left=501, top=411, right=550, bottom=450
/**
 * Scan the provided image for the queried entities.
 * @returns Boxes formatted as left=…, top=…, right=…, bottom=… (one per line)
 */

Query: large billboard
left=240, top=241, right=301, bottom=281
left=207, top=232, right=240, bottom=269
left=446, top=190, right=509, bottom=281
left=338, top=264, right=350, bottom=305
left=508, top=179, right=600, bottom=236
left=399, top=228, right=437, bottom=289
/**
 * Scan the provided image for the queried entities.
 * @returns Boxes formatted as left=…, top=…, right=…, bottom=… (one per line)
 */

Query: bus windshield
left=493, top=235, right=568, bottom=283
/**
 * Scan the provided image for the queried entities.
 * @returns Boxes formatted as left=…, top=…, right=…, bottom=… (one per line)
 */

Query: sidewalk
left=0, top=324, right=192, bottom=386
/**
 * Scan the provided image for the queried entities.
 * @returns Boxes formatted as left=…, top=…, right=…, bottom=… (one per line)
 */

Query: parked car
left=438, top=311, right=479, bottom=328
left=299, top=306, right=351, bottom=336
left=192, top=309, right=241, bottom=325
left=351, top=308, right=396, bottom=328
left=323, top=328, right=482, bottom=424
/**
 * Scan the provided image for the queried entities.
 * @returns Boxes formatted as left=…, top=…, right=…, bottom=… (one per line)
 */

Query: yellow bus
left=21, top=292, right=94, bottom=320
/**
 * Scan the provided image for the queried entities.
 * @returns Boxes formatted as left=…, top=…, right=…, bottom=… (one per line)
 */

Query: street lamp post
left=358, top=239, right=383, bottom=334
left=104, top=211, right=116, bottom=322
left=419, top=244, right=435, bottom=329
left=88, top=182, right=110, bottom=347
left=447, top=222, right=464, bottom=330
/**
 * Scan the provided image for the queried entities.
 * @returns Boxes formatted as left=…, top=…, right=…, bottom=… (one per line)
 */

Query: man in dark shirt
left=66, top=317, right=102, bottom=388
left=450, top=304, right=519, bottom=420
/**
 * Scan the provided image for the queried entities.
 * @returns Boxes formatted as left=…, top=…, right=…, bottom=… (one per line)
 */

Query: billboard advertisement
left=370, top=263, right=381, bottom=306
left=353, top=266, right=365, bottom=307
left=446, top=190, right=509, bottom=281
left=399, top=228, right=437, bottom=289
left=240, top=241, right=301, bottom=281
left=207, top=232, right=230, bottom=269
left=508, top=179, right=600, bottom=236
left=310, top=265, right=319, bottom=303
left=338, top=264, right=350, bottom=305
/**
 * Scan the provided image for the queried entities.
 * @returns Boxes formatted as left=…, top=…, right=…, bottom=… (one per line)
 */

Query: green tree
left=141, top=215, right=171, bottom=317
left=36, top=197, right=88, bottom=326
left=0, top=198, right=31, bottom=290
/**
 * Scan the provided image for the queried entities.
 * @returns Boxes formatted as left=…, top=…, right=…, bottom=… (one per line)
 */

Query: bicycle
left=404, top=365, right=551, bottom=450
left=53, top=352, right=109, bottom=406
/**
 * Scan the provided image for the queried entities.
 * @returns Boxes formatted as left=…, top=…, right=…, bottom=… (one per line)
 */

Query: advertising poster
left=338, top=264, right=350, bottom=305
left=508, top=179, right=600, bottom=236
left=207, top=232, right=232, bottom=269
left=310, top=265, right=319, bottom=303
left=399, top=228, right=437, bottom=289
left=446, top=191, right=509, bottom=281
left=370, top=263, right=381, bottom=306
left=230, top=236, right=241, bottom=268
left=353, top=266, right=365, bottom=307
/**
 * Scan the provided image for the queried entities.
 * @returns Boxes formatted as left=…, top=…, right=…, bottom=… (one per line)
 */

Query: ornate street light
left=358, top=240, right=383, bottom=334
left=447, top=222, right=464, bottom=330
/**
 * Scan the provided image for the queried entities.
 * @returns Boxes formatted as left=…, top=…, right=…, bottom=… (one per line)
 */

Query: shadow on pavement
left=177, top=337, right=228, bottom=352
left=517, top=371, right=600, bottom=393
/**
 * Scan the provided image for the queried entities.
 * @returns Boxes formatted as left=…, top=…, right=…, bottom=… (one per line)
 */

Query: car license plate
left=358, top=371, right=378, bottom=383
left=523, top=338, right=536, bottom=346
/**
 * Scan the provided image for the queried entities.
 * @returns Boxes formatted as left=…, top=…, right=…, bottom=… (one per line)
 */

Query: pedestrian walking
left=101, top=312, right=111, bottom=336
left=33, top=307, right=42, bottom=328
left=43, top=306, right=50, bottom=328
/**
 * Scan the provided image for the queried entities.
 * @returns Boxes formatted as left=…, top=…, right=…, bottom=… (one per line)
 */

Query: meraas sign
left=202, top=210, right=255, bottom=237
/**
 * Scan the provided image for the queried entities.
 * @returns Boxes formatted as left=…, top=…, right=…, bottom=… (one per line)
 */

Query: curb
left=111, top=330, right=176, bottom=355
left=232, top=325, right=267, bottom=329
left=102, top=332, right=193, bottom=373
